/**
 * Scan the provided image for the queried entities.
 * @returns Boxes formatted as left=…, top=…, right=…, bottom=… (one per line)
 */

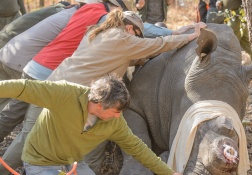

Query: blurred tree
left=242, top=0, right=251, bottom=48
left=40, top=0, right=44, bottom=7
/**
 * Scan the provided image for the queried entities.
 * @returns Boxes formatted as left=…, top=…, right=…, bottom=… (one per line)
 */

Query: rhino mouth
left=204, top=137, right=238, bottom=174
left=185, top=160, right=236, bottom=175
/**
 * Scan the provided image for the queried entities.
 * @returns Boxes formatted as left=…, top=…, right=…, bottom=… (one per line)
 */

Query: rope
left=0, top=157, right=20, bottom=175
left=0, top=157, right=78, bottom=175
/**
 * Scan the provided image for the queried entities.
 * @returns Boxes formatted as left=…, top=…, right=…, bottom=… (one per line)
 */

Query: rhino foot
left=159, top=151, right=169, bottom=162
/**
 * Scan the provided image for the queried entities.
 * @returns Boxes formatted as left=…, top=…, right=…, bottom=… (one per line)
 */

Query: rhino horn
left=196, top=28, right=217, bottom=62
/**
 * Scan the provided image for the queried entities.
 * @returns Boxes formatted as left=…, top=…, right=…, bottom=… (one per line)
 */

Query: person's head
left=123, top=11, right=144, bottom=38
left=88, top=74, right=130, bottom=120
left=88, top=9, right=144, bottom=41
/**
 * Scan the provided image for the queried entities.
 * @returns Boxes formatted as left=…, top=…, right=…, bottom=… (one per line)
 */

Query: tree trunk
left=242, top=0, right=252, bottom=48
left=39, top=0, right=44, bottom=7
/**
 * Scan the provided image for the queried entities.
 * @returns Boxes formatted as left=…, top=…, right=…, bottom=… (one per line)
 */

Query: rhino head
left=181, top=26, right=251, bottom=174
left=184, top=116, right=239, bottom=175
left=185, top=26, right=249, bottom=119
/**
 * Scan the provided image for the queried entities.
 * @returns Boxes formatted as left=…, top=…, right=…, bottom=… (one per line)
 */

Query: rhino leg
left=185, top=116, right=239, bottom=175
left=119, top=109, right=153, bottom=175
left=159, top=151, right=169, bottom=162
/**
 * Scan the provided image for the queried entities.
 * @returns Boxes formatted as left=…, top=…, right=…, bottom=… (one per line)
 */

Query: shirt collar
left=78, top=88, right=90, bottom=121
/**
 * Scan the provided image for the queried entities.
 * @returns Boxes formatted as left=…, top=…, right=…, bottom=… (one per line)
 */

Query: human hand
left=172, top=173, right=182, bottom=175
left=172, top=24, right=194, bottom=35
left=136, top=0, right=145, bottom=9
left=196, top=22, right=207, bottom=29
left=187, top=22, right=207, bottom=41
left=194, top=22, right=207, bottom=37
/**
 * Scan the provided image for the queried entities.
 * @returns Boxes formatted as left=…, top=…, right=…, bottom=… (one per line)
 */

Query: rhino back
left=127, top=39, right=197, bottom=150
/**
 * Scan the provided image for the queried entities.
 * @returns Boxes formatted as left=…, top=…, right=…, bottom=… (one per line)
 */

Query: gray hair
left=88, top=74, right=130, bottom=110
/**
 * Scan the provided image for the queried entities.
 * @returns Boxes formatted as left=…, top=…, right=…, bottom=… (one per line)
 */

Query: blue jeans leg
left=23, top=161, right=95, bottom=175
left=23, top=162, right=65, bottom=175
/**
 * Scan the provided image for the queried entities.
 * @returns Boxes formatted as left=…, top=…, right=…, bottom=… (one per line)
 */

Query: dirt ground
left=1, top=2, right=252, bottom=175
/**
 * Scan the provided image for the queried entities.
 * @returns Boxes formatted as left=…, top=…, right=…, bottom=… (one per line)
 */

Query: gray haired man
left=0, top=74, right=178, bottom=175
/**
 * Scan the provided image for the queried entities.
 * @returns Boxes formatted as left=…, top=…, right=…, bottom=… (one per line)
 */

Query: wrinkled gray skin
left=119, top=23, right=252, bottom=175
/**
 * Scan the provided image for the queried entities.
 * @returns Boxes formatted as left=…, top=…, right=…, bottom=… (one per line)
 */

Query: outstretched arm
left=110, top=117, right=175, bottom=175
left=144, top=23, right=173, bottom=38
left=172, top=24, right=195, bottom=35
left=0, top=79, right=80, bottom=110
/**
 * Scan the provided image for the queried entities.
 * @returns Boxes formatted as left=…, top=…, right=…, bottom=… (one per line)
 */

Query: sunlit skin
left=88, top=101, right=122, bottom=121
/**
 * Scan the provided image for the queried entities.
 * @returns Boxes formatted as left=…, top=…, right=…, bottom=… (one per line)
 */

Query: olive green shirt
left=0, top=79, right=174, bottom=175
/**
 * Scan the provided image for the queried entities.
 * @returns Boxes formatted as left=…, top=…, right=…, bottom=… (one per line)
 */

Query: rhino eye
left=208, top=115, right=237, bottom=139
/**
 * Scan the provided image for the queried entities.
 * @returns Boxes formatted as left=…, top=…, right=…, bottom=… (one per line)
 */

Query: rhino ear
left=196, top=28, right=218, bottom=62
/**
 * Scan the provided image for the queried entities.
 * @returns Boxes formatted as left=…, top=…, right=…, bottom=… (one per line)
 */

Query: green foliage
left=57, top=171, right=67, bottom=175
left=224, top=7, right=246, bottom=24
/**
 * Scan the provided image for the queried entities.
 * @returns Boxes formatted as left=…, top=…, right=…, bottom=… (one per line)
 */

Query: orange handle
left=66, top=162, right=78, bottom=175
left=0, top=157, right=77, bottom=175
left=0, top=157, right=20, bottom=175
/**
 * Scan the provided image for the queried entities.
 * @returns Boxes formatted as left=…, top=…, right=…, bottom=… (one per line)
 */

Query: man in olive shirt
left=0, top=75, right=181, bottom=175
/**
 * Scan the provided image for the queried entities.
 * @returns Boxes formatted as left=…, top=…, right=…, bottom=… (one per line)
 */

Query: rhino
left=118, top=23, right=251, bottom=175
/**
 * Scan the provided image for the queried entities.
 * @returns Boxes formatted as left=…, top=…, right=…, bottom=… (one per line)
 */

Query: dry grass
left=166, top=1, right=198, bottom=30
